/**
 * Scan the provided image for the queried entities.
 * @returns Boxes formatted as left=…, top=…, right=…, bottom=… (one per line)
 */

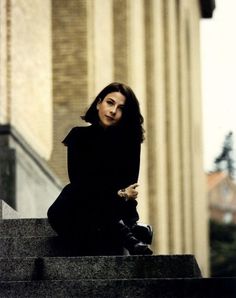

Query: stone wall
left=0, top=125, right=61, bottom=218
left=49, top=0, right=90, bottom=183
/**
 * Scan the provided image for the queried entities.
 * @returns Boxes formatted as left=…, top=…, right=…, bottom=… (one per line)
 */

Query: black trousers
left=47, top=184, right=130, bottom=256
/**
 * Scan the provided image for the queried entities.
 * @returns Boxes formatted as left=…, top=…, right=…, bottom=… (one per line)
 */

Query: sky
left=201, top=0, right=236, bottom=172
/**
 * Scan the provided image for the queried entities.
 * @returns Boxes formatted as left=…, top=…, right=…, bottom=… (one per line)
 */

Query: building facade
left=0, top=0, right=215, bottom=276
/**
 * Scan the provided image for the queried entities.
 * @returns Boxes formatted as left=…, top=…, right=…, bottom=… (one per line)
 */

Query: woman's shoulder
left=62, top=125, right=92, bottom=146
left=69, top=125, right=91, bottom=134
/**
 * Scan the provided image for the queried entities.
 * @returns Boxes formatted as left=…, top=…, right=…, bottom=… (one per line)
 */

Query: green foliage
left=210, top=220, right=236, bottom=277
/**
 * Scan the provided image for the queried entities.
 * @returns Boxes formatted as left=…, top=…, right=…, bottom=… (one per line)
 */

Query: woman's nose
left=110, top=107, right=117, bottom=114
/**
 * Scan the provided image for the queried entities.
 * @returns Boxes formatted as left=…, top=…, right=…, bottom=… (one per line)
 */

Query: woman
left=47, top=82, right=153, bottom=256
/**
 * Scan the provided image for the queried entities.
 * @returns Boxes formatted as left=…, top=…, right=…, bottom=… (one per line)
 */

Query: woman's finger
left=130, top=183, right=139, bottom=189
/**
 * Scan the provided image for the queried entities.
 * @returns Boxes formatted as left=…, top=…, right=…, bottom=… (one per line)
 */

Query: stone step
left=0, top=236, right=73, bottom=258
left=0, top=216, right=234, bottom=297
left=0, top=255, right=201, bottom=281
left=0, top=278, right=236, bottom=298
left=0, top=218, right=55, bottom=237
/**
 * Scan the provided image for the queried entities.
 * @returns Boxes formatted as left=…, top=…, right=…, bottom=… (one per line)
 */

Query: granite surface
left=0, top=278, right=236, bottom=298
left=0, top=218, right=55, bottom=237
left=0, top=217, right=235, bottom=298
left=0, top=255, right=201, bottom=281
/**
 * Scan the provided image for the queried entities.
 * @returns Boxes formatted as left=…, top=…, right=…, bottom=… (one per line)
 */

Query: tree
left=210, top=220, right=236, bottom=277
left=214, top=131, right=235, bottom=179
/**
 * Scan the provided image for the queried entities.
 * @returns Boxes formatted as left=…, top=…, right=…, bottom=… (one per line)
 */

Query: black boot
left=117, top=220, right=153, bottom=255
left=129, top=242, right=153, bottom=255
left=131, top=223, right=153, bottom=245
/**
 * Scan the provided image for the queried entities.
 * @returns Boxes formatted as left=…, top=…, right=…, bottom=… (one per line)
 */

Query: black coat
left=47, top=124, right=140, bottom=237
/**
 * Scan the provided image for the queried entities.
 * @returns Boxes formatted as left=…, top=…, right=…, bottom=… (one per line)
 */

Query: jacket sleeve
left=117, top=141, right=141, bottom=225
left=62, top=127, right=104, bottom=193
left=118, top=141, right=141, bottom=188
left=62, top=127, right=87, bottom=186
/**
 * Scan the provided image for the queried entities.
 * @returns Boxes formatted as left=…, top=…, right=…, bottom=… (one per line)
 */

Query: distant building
left=207, top=171, right=236, bottom=224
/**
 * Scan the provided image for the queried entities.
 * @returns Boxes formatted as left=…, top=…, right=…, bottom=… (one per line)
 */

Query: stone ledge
left=0, top=255, right=201, bottom=281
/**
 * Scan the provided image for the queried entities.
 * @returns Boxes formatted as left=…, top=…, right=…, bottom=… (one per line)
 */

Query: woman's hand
left=125, top=183, right=139, bottom=199
left=118, top=183, right=139, bottom=200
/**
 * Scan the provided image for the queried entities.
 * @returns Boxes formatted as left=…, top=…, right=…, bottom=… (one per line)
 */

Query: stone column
left=11, top=0, right=52, bottom=159
left=126, top=0, right=149, bottom=223
left=145, top=0, right=170, bottom=254
left=187, top=0, right=209, bottom=276
left=113, top=0, right=128, bottom=83
left=87, top=0, right=114, bottom=97
left=178, top=0, right=194, bottom=254
left=163, top=0, right=183, bottom=253
left=1, top=0, right=52, bottom=159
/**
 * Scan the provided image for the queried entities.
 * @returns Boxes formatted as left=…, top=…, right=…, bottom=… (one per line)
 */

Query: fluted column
left=113, top=0, right=128, bottom=83
left=188, top=0, right=209, bottom=276
left=178, top=0, right=194, bottom=254
left=126, top=0, right=149, bottom=223
left=145, top=0, right=169, bottom=254
left=87, top=0, right=114, bottom=97
left=164, top=0, right=183, bottom=253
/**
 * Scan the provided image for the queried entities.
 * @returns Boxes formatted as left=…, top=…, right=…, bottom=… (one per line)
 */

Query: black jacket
left=48, top=124, right=140, bottom=232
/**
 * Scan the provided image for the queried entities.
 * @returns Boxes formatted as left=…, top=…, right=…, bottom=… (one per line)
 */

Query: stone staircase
left=0, top=218, right=236, bottom=297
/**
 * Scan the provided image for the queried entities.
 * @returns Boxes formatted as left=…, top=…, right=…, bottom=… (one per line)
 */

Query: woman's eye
left=107, top=100, right=113, bottom=105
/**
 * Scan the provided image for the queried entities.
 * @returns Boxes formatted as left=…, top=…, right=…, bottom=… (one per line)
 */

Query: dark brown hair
left=82, top=82, right=144, bottom=143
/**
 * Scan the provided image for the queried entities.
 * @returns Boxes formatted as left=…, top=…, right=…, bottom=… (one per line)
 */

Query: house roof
left=207, top=171, right=227, bottom=191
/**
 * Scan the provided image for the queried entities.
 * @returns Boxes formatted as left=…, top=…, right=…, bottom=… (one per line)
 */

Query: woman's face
left=96, top=92, right=126, bottom=128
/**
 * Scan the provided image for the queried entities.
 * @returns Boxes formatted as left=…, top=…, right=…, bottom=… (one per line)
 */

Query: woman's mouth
left=105, top=115, right=114, bottom=121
